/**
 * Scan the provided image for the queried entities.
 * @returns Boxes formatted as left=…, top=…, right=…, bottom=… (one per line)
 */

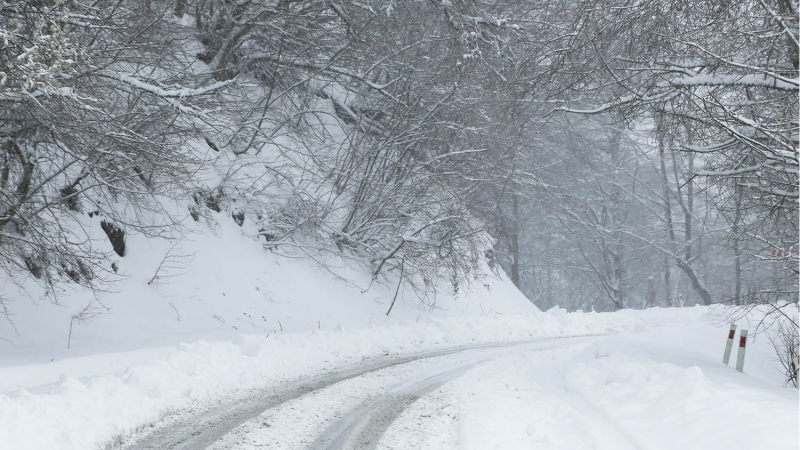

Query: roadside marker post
left=735, top=329, right=748, bottom=373
left=722, top=323, right=737, bottom=365
left=794, top=347, right=800, bottom=389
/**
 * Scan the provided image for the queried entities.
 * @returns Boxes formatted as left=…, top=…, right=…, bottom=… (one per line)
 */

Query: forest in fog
left=0, top=0, right=797, bottom=318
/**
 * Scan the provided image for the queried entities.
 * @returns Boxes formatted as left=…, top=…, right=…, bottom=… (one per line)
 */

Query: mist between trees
left=0, top=0, right=796, bottom=328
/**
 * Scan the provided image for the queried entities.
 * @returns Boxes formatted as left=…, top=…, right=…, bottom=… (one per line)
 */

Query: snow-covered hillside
left=0, top=211, right=533, bottom=380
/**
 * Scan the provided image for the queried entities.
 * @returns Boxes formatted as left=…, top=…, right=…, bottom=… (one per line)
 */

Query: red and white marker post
left=722, top=323, right=737, bottom=365
left=735, top=329, right=748, bottom=373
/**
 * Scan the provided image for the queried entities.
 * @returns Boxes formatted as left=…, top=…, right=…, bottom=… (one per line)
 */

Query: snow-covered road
left=126, top=337, right=591, bottom=450
left=118, top=335, right=682, bottom=450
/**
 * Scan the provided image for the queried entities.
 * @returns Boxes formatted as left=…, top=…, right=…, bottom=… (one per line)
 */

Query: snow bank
left=564, top=339, right=798, bottom=450
left=0, top=309, right=632, bottom=450
left=560, top=305, right=799, bottom=450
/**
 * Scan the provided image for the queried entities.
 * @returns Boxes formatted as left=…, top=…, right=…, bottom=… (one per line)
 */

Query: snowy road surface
left=126, top=337, right=588, bottom=450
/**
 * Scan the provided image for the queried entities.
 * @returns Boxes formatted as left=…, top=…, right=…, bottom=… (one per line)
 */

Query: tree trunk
left=613, top=237, right=626, bottom=309
left=646, top=275, right=656, bottom=307
left=175, top=0, right=187, bottom=17
left=509, top=191, right=520, bottom=287
left=777, top=0, right=799, bottom=70
left=664, top=255, right=673, bottom=306
left=658, top=126, right=676, bottom=307
left=683, top=149, right=695, bottom=305
left=684, top=150, right=694, bottom=263
left=676, top=259, right=713, bottom=305
left=733, top=183, right=743, bottom=305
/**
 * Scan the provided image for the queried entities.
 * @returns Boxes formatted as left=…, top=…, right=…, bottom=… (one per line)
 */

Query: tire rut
left=307, top=336, right=597, bottom=450
left=121, top=340, right=532, bottom=450
left=309, top=363, right=477, bottom=450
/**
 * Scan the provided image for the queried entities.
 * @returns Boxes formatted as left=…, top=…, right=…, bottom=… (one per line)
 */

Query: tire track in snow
left=309, top=364, right=478, bottom=450
left=300, top=338, right=595, bottom=450
left=122, top=338, right=583, bottom=450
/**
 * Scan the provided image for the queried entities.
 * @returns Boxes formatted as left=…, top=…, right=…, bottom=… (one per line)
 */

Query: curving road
left=123, top=337, right=591, bottom=450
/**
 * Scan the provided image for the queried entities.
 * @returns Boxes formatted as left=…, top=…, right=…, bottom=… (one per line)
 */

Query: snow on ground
left=447, top=347, right=635, bottom=450
left=376, top=382, right=460, bottom=450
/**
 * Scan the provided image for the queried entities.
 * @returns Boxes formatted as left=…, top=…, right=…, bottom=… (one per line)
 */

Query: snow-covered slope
left=0, top=209, right=534, bottom=385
